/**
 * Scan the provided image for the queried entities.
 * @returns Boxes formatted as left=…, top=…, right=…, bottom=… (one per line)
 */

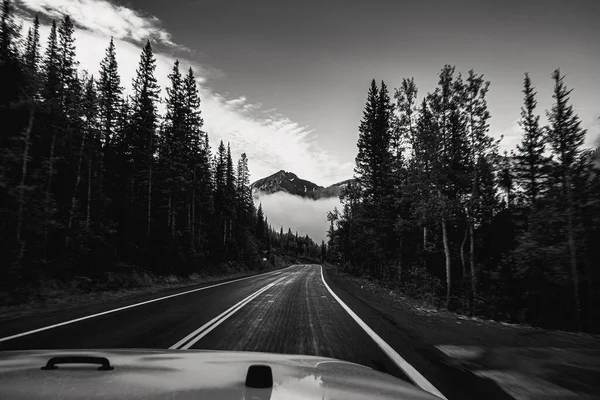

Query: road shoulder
left=321, top=266, right=600, bottom=400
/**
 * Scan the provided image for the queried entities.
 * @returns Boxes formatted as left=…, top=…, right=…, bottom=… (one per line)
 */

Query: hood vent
left=245, top=364, right=273, bottom=388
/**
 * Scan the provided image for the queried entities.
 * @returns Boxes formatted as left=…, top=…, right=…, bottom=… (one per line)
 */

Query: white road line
left=319, top=265, right=447, bottom=399
left=0, top=265, right=298, bottom=344
left=171, top=274, right=289, bottom=349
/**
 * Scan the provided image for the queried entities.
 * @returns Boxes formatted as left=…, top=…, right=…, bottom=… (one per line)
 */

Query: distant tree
left=545, top=69, right=587, bottom=330
left=224, top=143, right=236, bottom=243
left=515, top=73, right=546, bottom=208
left=464, top=69, right=493, bottom=309
left=129, top=40, right=159, bottom=241
left=23, top=16, right=40, bottom=72
left=256, top=203, right=265, bottom=243
left=97, top=37, right=122, bottom=178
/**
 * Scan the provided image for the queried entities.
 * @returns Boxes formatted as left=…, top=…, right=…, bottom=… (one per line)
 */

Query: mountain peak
left=251, top=171, right=354, bottom=200
left=251, top=170, right=322, bottom=197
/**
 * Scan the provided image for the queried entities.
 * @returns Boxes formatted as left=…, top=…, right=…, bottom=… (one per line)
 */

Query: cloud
left=254, top=193, right=341, bottom=243
left=16, top=0, right=182, bottom=48
left=15, top=0, right=352, bottom=187
left=225, top=96, right=247, bottom=108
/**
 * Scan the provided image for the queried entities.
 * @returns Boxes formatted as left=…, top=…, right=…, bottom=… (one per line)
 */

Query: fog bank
left=254, top=193, right=341, bottom=244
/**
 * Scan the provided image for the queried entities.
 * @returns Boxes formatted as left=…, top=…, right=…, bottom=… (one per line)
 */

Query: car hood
left=0, top=349, right=441, bottom=399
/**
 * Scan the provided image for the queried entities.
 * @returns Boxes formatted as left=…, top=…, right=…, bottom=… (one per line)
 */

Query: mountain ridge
left=251, top=170, right=353, bottom=200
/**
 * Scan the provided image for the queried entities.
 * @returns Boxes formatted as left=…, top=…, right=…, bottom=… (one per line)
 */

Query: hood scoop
left=41, top=356, right=114, bottom=371
left=245, top=364, right=273, bottom=388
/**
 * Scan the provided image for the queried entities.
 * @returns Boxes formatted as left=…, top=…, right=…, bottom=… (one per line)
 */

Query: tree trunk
left=565, top=173, right=581, bottom=331
left=441, top=217, right=451, bottom=309
left=147, top=162, right=152, bottom=239
left=43, top=132, right=56, bottom=257
left=187, top=197, right=191, bottom=250
left=423, top=226, right=427, bottom=250
left=190, top=168, right=196, bottom=248
left=197, top=216, right=202, bottom=249
left=460, top=222, right=468, bottom=280
left=469, top=218, right=476, bottom=313
left=16, top=108, right=35, bottom=263
left=167, top=189, right=172, bottom=237
left=398, top=236, right=403, bottom=284
left=86, top=157, right=91, bottom=229
left=65, top=125, right=88, bottom=246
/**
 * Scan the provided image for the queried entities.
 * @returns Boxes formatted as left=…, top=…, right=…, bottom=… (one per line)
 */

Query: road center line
left=0, top=266, right=297, bottom=344
left=170, top=274, right=290, bottom=350
left=319, top=265, right=447, bottom=399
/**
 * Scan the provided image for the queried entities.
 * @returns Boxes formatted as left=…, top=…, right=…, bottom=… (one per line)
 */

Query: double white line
left=170, top=274, right=288, bottom=350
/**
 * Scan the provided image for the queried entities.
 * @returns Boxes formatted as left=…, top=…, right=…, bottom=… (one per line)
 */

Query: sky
left=12, top=0, right=600, bottom=241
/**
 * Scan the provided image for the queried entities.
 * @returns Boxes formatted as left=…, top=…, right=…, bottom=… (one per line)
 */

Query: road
left=0, top=265, right=445, bottom=397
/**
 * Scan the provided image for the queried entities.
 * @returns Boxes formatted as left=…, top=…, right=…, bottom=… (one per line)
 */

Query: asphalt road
left=0, top=265, right=414, bottom=386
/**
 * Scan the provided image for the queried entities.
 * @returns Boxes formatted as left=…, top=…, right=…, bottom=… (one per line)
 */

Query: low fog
left=254, top=193, right=342, bottom=244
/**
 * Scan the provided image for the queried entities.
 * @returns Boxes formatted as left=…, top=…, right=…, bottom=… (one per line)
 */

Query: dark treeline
left=326, top=67, right=600, bottom=332
left=0, top=3, right=322, bottom=299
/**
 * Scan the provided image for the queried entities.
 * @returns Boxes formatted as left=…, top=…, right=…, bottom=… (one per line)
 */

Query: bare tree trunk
left=191, top=169, right=196, bottom=249
left=398, top=236, right=403, bottom=284
left=197, top=216, right=202, bottom=249
left=86, top=158, right=91, bottom=229
left=460, top=222, right=468, bottom=280
left=65, top=126, right=88, bottom=246
left=16, top=108, right=35, bottom=263
left=565, top=173, right=581, bottom=331
left=43, top=132, right=56, bottom=257
left=441, top=217, right=451, bottom=309
left=222, top=219, right=226, bottom=244
left=423, top=226, right=427, bottom=250
left=147, top=162, right=152, bottom=239
left=187, top=196, right=191, bottom=250
left=167, top=189, right=172, bottom=237
left=469, top=218, right=476, bottom=313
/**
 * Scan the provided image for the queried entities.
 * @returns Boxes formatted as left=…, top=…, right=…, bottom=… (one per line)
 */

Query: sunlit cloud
left=16, top=0, right=183, bottom=49
left=15, top=0, right=352, bottom=187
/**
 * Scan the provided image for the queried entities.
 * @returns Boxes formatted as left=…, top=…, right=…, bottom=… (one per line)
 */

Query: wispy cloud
left=15, top=0, right=351, bottom=186
left=16, top=0, right=182, bottom=49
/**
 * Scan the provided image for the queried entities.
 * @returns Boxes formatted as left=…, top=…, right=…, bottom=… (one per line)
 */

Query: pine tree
left=41, top=21, right=60, bottom=102
left=160, top=60, right=187, bottom=239
left=97, top=37, right=122, bottom=155
left=213, top=140, right=227, bottom=247
left=183, top=67, right=209, bottom=252
left=130, top=40, right=159, bottom=241
left=355, top=79, right=380, bottom=203
left=515, top=73, right=546, bottom=208
left=57, top=15, right=79, bottom=112
left=464, top=69, right=493, bottom=309
left=24, top=16, right=40, bottom=72
left=429, top=66, right=464, bottom=308
left=14, top=15, right=40, bottom=260
left=224, top=143, right=237, bottom=243
left=546, top=68, right=587, bottom=330
left=65, top=75, right=96, bottom=245
left=256, top=203, right=265, bottom=242
left=354, top=79, right=395, bottom=276
left=393, top=78, right=418, bottom=279
left=0, top=0, right=18, bottom=61
left=39, top=20, right=61, bottom=258
left=236, top=153, right=253, bottom=224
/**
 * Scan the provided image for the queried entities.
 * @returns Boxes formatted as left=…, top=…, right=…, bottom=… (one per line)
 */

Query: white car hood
left=0, top=349, right=441, bottom=399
